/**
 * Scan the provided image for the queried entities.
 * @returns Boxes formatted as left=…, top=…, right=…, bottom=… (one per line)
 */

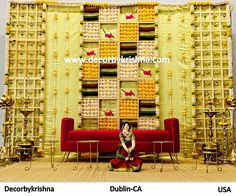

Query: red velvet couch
left=61, top=118, right=180, bottom=160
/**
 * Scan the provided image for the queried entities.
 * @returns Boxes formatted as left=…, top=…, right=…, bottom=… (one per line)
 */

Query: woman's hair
left=121, top=122, right=132, bottom=131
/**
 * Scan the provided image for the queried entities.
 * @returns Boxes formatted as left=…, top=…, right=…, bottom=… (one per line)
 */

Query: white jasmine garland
left=191, top=72, right=196, bottom=80
left=8, top=0, right=35, bottom=3
left=40, top=104, right=44, bottom=111
left=192, top=84, right=196, bottom=93
left=190, top=6, right=197, bottom=147
left=229, top=89, right=234, bottom=97
left=192, top=108, right=196, bottom=117
left=8, top=0, right=232, bottom=6
left=192, top=118, right=196, bottom=128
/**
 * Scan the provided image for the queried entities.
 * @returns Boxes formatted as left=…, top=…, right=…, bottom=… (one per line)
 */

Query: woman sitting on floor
left=108, top=122, right=142, bottom=172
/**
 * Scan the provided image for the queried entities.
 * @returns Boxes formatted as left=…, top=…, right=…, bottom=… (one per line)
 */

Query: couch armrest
left=61, top=118, right=74, bottom=151
left=164, top=118, right=180, bottom=152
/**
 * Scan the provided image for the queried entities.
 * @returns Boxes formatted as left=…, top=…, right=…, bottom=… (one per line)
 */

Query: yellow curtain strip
left=6, top=23, right=10, bottom=35
left=84, top=2, right=109, bottom=7
left=227, top=27, right=232, bottom=37
left=137, top=2, right=160, bottom=6
left=36, top=0, right=58, bottom=4
left=188, top=2, right=211, bottom=5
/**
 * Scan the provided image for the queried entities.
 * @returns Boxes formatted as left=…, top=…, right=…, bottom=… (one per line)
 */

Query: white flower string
left=190, top=4, right=197, bottom=153
left=51, top=5, right=59, bottom=137
left=64, top=4, right=70, bottom=117
left=78, top=4, right=83, bottom=129
left=167, top=7, right=173, bottom=118
left=180, top=7, right=188, bottom=155
left=7, top=0, right=231, bottom=6
left=154, top=5, right=160, bottom=129
left=39, top=3, right=47, bottom=149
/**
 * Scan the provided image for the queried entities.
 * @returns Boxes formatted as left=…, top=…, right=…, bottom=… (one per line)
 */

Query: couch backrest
left=68, top=129, right=171, bottom=141
left=68, top=130, right=121, bottom=141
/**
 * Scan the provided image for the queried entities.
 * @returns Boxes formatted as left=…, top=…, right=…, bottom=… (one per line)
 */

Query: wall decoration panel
left=5, top=2, right=46, bottom=154
left=45, top=4, right=82, bottom=153
left=190, top=3, right=233, bottom=154
left=80, top=3, right=160, bottom=133
left=158, top=6, right=194, bottom=156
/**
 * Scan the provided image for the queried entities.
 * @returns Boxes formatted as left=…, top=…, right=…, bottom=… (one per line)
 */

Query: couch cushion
left=68, top=130, right=121, bottom=140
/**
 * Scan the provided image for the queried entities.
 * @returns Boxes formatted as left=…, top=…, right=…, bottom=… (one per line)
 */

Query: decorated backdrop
left=4, top=0, right=233, bottom=157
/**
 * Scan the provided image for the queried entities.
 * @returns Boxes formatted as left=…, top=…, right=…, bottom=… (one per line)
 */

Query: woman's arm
left=122, top=142, right=129, bottom=152
left=119, top=133, right=129, bottom=152
left=131, top=139, right=135, bottom=151
left=128, top=134, right=135, bottom=153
